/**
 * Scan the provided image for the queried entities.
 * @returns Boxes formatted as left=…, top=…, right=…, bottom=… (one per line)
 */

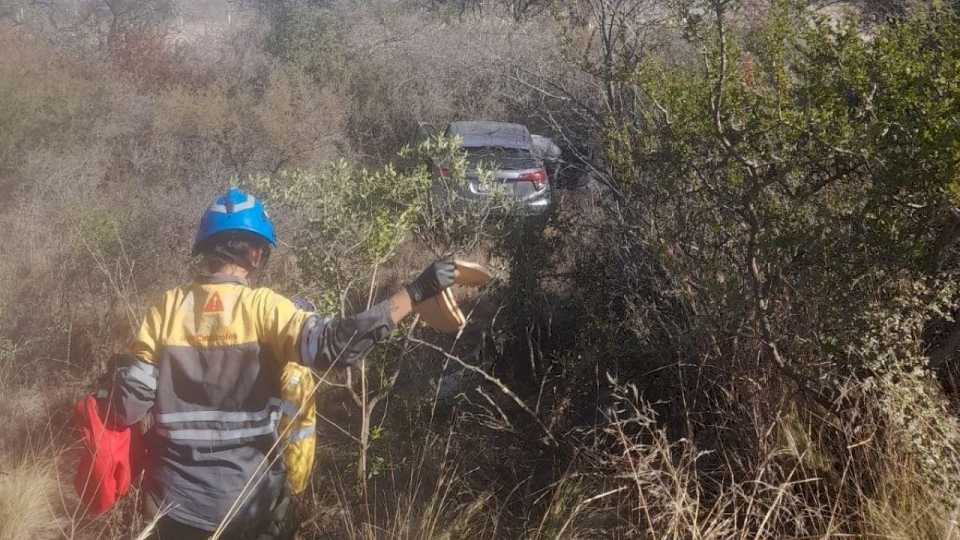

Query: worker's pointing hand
left=405, top=259, right=456, bottom=304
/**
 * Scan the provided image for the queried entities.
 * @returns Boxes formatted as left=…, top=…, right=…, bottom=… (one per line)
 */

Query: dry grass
left=0, top=382, right=73, bottom=539
left=0, top=457, right=62, bottom=540
left=857, top=449, right=960, bottom=540
left=333, top=439, right=499, bottom=539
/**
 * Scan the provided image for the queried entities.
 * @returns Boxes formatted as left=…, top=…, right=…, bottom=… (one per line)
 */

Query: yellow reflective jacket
left=113, top=273, right=394, bottom=531
left=278, top=363, right=317, bottom=495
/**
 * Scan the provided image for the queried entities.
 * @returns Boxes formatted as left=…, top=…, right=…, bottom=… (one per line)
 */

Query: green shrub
left=247, top=135, right=482, bottom=308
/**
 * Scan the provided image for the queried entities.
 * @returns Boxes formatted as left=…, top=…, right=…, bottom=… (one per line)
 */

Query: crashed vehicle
left=434, top=121, right=554, bottom=215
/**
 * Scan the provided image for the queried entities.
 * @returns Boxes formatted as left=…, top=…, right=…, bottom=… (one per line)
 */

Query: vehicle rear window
left=464, top=146, right=539, bottom=171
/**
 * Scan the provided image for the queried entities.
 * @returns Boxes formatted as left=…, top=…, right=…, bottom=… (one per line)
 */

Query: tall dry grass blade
left=0, top=458, right=61, bottom=540
left=133, top=502, right=174, bottom=540
left=554, top=486, right=627, bottom=539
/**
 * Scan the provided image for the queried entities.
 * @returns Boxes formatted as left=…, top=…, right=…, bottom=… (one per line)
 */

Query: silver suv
left=437, top=121, right=552, bottom=214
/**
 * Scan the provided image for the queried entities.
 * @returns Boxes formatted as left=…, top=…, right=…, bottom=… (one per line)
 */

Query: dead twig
left=409, top=337, right=558, bottom=446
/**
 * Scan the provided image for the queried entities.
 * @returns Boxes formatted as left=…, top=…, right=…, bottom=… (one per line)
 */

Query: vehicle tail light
left=520, top=169, right=548, bottom=190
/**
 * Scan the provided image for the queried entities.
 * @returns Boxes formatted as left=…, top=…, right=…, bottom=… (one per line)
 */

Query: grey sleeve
left=110, top=354, right=157, bottom=427
left=299, top=299, right=396, bottom=370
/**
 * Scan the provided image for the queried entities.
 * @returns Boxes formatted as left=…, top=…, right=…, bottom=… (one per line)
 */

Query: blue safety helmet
left=193, top=187, right=276, bottom=254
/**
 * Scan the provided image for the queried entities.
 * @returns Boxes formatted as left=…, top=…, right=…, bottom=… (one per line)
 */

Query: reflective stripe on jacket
left=115, top=273, right=394, bottom=531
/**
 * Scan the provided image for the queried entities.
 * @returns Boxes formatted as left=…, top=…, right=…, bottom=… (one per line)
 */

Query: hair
left=194, top=231, right=271, bottom=274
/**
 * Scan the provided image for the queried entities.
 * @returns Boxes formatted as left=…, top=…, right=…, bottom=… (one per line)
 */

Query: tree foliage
left=589, top=0, right=960, bottom=497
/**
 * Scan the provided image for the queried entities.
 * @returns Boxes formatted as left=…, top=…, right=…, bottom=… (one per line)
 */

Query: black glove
left=405, top=259, right=456, bottom=304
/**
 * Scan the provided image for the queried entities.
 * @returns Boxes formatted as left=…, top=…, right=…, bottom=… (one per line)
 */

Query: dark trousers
left=144, top=490, right=297, bottom=540
left=149, top=516, right=219, bottom=540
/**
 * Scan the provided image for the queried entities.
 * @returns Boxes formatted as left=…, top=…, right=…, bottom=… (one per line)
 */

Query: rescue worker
left=111, top=187, right=456, bottom=539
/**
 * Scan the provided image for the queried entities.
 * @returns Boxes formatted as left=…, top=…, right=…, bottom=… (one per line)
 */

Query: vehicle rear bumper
left=459, top=185, right=552, bottom=215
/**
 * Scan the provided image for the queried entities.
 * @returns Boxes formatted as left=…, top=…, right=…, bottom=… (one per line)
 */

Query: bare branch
left=409, top=337, right=558, bottom=446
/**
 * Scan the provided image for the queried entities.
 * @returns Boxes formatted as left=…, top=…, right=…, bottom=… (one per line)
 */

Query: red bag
left=73, top=395, right=133, bottom=516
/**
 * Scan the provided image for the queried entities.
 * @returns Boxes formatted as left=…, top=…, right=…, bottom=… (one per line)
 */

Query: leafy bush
left=543, top=1, right=960, bottom=534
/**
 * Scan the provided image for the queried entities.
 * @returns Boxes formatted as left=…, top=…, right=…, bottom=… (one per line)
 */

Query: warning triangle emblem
left=203, top=292, right=224, bottom=313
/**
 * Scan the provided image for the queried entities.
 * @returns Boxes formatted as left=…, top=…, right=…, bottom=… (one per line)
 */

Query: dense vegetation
left=1, top=1, right=960, bottom=538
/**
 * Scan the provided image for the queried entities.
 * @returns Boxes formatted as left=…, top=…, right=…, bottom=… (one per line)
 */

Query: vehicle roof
left=447, top=121, right=532, bottom=150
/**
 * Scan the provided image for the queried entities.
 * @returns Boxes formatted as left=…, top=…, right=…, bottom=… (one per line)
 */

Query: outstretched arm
left=388, top=287, right=413, bottom=324
left=390, top=258, right=456, bottom=323
left=300, top=260, right=456, bottom=369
